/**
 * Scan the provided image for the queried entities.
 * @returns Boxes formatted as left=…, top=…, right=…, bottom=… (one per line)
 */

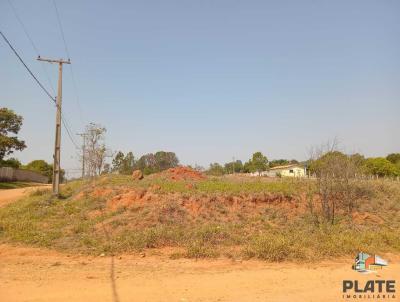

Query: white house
left=266, top=164, right=306, bottom=178
left=249, top=164, right=306, bottom=177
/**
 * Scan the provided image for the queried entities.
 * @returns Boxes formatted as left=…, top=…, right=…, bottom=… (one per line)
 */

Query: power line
left=7, top=0, right=39, bottom=54
left=0, top=30, right=56, bottom=103
left=6, top=0, right=79, bottom=149
left=7, top=0, right=56, bottom=96
left=62, top=115, right=79, bottom=149
left=0, top=30, right=79, bottom=150
left=52, top=0, right=70, bottom=59
left=7, top=0, right=81, bottom=149
left=68, top=65, right=85, bottom=124
left=52, top=0, right=85, bottom=125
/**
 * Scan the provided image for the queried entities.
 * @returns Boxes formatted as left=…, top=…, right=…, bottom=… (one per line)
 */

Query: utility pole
left=37, top=56, right=71, bottom=196
left=76, top=133, right=87, bottom=179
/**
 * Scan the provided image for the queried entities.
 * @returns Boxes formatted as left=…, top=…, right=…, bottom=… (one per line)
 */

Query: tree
left=112, top=151, right=125, bottom=172
left=24, top=159, right=65, bottom=183
left=0, top=157, right=21, bottom=168
left=363, top=158, right=399, bottom=177
left=243, top=160, right=252, bottom=173
left=136, top=151, right=179, bottom=175
left=386, top=153, right=400, bottom=165
left=224, top=162, right=234, bottom=174
left=307, top=140, right=366, bottom=224
left=206, top=163, right=225, bottom=176
left=308, top=151, right=348, bottom=176
left=349, top=153, right=365, bottom=168
left=136, top=153, right=157, bottom=175
left=154, top=151, right=179, bottom=171
left=233, top=160, right=244, bottom=173
left=122, top=151, right=136, bottom=174
left=0, top=108, right=26, bottom=160
left=25, top=160, right=52, bottom=182
left=247, top=152, right=268, bottom=173
left=112, top=151, right=137, bottom=174
left=224, top=160, right=243, bottom=174
left=84, top=123, right=110, bottom=177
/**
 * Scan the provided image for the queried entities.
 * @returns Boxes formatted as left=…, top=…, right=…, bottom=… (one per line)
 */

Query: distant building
left=266, top=164, right=306, bottom=177
left=249, top=164, right=306, bottom=178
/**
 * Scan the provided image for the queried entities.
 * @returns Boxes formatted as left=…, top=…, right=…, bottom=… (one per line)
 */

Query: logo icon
left=353, top=252, right=388, bottom=274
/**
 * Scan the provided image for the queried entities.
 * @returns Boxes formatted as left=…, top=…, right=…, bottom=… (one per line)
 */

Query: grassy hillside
left=0, top=172, right=399, bottom=261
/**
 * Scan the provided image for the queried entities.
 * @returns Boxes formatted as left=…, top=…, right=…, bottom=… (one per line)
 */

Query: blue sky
left=1, top=0, right=399, bottom=177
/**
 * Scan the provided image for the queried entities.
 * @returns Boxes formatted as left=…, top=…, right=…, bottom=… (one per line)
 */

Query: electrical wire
left=7, top=0, right=56, bottom=96
left=61, top=115, right=79, bottom=149
left=0, top=30, right=79, bottom=150
left=5, top=1, right=81, bottom=150
left=0, top=30, right=56, bottom=103
left=52, top=0, right=85, bottom=125
left=52, top=0, right=70, bottom=59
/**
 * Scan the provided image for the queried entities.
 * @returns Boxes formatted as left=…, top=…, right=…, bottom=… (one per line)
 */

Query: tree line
left=206, top=150, right=400, bottom=178
left=1, top=107, right=399, bottom=180
left=109, top=151, right=179, bottom=175
left=308, top=151, right=400, bottom=178
left=205, top=152, right=301, bottom=176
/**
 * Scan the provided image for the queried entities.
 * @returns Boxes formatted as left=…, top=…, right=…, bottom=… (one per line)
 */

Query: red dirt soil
left=104, top=186, right=304, bottom=225
left=161, top=166, right=206, bottom=181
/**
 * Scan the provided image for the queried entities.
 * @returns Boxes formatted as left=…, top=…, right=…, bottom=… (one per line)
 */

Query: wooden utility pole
left=76, top=133, right=87, bottom=179
left=37, top=56, right=70, bottom=196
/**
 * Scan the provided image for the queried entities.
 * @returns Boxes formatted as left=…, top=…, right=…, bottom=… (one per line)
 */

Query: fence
left=0, top=167, right=48, bottom=183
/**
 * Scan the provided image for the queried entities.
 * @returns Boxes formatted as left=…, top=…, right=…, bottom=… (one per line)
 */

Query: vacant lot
left=0, top=169, right=399, bottom=261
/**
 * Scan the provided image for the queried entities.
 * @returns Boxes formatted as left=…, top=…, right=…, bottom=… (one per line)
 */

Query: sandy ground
left=1, top=245, right=399, bottom=302
left=0, top=185, right=50, bottom=208
left=0, top=187, right=398, bottom=302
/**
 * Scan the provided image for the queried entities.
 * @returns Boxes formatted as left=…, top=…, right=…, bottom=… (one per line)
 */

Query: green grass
left=94, top=174, right=304, bottom=196
left=0, top=175, right=399, bottom=261
left=155, top=178, right=302, bottom=196
left=0, top=182, right=43, bottom=190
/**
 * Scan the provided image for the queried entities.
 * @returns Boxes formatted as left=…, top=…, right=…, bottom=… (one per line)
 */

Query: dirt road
left=0, top=185, right=50, bottom=208
left=0, top=244, right=399, bottom=302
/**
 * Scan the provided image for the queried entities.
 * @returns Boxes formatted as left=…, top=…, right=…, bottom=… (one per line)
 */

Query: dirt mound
left=132, top=170, right=144, bottom=180
left=103, top=187, right=302, bottom=225
left=106, top=189, right=156, bottom=211
left=164, top=166, right=206, bottom=181
left=90, top=188, right=114, bottom=198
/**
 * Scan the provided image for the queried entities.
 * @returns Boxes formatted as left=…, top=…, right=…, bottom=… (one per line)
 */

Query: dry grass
left=0, top=175, right=399, bottom=261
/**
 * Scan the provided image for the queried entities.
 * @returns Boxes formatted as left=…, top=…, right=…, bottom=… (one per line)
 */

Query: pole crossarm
left=37, top=56, right=71, bottom=65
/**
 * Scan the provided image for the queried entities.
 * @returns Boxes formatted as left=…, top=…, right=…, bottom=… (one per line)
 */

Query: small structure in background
left=248, top=164, right=306, bottom=177
left=266, top=164, right=306, bottom=177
